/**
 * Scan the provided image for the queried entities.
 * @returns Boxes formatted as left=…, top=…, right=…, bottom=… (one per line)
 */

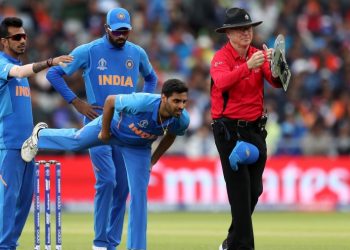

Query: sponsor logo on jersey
left=97, top=58, right=107, bottom=70
left=129, top=123, right=157, bottom=139
left=126, top=59, right=134, bottom=69
left=98, top=75, right=134, bottom=87
left=15, top=86, right=31, bottom=97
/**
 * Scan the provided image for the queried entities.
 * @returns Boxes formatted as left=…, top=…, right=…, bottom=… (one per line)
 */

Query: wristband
left=46, top=58, right=53, bottom=67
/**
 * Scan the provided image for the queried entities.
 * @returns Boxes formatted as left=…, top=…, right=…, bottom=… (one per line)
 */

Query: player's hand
left=262, top=44, right=273, bottom=62
left=98, top=130, right=111, bottom=143
left=247, top=51, right=265, bottom=69
left=71, top=98, right=103, bottom=120
left=52, top=55, right=74, bottom=67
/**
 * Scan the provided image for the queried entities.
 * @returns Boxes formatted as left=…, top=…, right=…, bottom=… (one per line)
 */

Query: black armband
left=46, top=58, right=53, bottom=67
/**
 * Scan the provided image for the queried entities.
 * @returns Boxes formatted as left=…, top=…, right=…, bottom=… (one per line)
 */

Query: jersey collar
left=151, top=98, right=175, bottom=126
left=226, top=42, right=253, bottom=60
left=0, top=51, right=21, bottom=64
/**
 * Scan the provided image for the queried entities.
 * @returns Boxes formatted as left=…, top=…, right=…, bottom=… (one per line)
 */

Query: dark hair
left=161, top=79, right=188, bottom=97
left=0, top=17, right=23, bottom=38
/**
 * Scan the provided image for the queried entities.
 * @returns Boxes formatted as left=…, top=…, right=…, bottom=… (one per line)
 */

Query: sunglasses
left=107, top=27, right=129, bottom=37
left=5, top=33, right=27, bottom=41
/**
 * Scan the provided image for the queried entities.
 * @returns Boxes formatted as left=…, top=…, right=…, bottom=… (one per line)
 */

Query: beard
left=108, top=35, right=127, bottom=48
left=11, top=46, right=25, bottom=56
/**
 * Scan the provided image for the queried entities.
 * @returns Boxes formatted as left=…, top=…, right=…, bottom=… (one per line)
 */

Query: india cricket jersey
left=62, top=36, right=154, bottom=110
left=0, top=52, right=33, bottom=149
left=110, top=93, right=190, bottom=148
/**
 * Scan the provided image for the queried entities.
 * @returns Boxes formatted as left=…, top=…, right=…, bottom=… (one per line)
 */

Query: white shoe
left=92, top=246, right=107, bottom=250
left=21, top=122, right=48, bottom=162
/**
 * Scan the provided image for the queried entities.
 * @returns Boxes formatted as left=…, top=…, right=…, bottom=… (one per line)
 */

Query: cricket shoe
left=219, top=239, right=228, bottom=250
left=21, top=122, right=48, bottom=162
left=92, top=246, right=107, bottom=250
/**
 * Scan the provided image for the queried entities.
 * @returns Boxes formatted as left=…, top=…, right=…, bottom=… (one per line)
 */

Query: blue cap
left=229, top=141, right=259, bottom=171
left=107, top=8, right=132, bottom=30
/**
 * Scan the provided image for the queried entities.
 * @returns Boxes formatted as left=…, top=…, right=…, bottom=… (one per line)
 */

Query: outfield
left=19, top=211, right=350, bottom=250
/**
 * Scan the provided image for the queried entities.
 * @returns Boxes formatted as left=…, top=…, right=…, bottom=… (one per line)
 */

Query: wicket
left=34, top=160, right=62, bottom=250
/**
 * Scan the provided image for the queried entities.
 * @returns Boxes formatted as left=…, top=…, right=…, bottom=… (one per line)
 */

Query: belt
left=213, top=117, right=266, bottom=128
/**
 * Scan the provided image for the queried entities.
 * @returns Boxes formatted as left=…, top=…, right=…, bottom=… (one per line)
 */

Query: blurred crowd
left=2, top=0, right=350, bottom=157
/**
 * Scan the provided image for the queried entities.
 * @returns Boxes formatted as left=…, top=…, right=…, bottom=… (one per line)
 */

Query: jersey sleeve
left=114, top=93, right=157, bottom=114
left=61, top=44, right=90, bottom=76
left=46, top=66, right=77, bottom=103
left=138, top=46, right=153, bottom=77
left=0, top=61, right=14, bottom=86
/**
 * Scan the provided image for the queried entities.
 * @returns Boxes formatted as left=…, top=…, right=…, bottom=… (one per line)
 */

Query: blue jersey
left=0, top=52, right=33, bottom=149
left=62, top=36, right=154, bottom=108
left=109, top=93, right=190, bottom=148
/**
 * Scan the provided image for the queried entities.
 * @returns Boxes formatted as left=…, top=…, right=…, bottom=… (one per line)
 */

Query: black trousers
left=212, top=119, right=267, bottom=250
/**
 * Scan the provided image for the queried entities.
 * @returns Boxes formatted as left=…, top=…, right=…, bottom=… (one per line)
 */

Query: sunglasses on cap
left=5, top=33, right=27, bottom=41
left=107, top=26, right=129, bottom=37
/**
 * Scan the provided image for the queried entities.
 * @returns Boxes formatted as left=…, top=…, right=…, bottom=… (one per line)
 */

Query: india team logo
left=117, top=13, right=125, bottom=20
left=97, top=58, right=107, bottom=70
left=126, top=59, right=134, bottom=69
left=138, top=120, right=149, bottom=128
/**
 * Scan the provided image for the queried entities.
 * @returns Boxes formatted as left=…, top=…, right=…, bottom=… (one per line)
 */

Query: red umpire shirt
left=210, top=42, right=281, bottom=121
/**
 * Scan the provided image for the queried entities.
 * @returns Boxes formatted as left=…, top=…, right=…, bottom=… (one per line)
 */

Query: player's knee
left=117, top=183, right=129, bottom=196
left=96, top=178, right=117, bottom=190
left=130, top=186, right=148, bottom=198
left=70, top=142, right=84, bottom=151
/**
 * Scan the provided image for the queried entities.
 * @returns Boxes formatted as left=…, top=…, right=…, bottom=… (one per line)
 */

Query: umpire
left=210, top=8, right=283, bottom=250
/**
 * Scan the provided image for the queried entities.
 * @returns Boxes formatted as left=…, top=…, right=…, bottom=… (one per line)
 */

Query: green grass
left=18, top=211, right=350, bottom=250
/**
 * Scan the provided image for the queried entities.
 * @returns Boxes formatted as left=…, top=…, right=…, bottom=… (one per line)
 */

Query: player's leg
left=90, top=145, right=117, bottom=249
left=12, top=155, right=35, bottom=244
left=120, top=147, right=151, bottom=250
left=21, top=117, right=104, bottom=162
left=106, top=145, right=129, bottom=250
left=249, top=129, right=267, bottom=212
left=38, top=118, right=104, bottom=151
left=212, top=122, right=254, bottom=250
left=0, top=150, right=32, bottom=249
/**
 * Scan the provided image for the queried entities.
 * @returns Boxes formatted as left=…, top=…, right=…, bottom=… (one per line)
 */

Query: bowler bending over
left=21, top=78, right=189, bottom=250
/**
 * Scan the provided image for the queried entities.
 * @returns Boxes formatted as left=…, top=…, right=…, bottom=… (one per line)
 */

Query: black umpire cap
left=215, top=8, right=263, bottom=33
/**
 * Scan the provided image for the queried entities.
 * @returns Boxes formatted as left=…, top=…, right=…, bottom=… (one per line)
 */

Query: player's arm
left=46, top=45, right=102, bottom=120
left=151, top=133, right=177, bottom=166
left=151, top=110, right=190, bottom=169
left=46, top=66, right=77, bottom=103
left=139, top=47, right=158, bottom=93
left=47, top=66, right=102, bottom=120
left=143, top=70, right=157, bottom=93
left=8, top=55, right=73, bottom=78
left=99, top=95, right=116, bottom=143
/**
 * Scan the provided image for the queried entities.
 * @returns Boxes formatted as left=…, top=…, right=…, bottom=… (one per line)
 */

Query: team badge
left=138, top=120, right=149, bottom=128
left=97, top=58, right=107, bottom=70
left=126, top=59, right=134, bottom=69
left=117, top=13, right=125, bottom=20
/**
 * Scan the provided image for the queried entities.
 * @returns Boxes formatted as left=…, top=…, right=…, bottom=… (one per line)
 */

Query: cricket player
left=21, top=79, right=190, bottom=250
left=45, top=7, right=158, bottom=250
left=0, top=17, right=72, bottom=249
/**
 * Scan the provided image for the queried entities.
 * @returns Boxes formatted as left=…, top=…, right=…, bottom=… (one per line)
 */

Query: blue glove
left=229, top=141, right=259, bottom=171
